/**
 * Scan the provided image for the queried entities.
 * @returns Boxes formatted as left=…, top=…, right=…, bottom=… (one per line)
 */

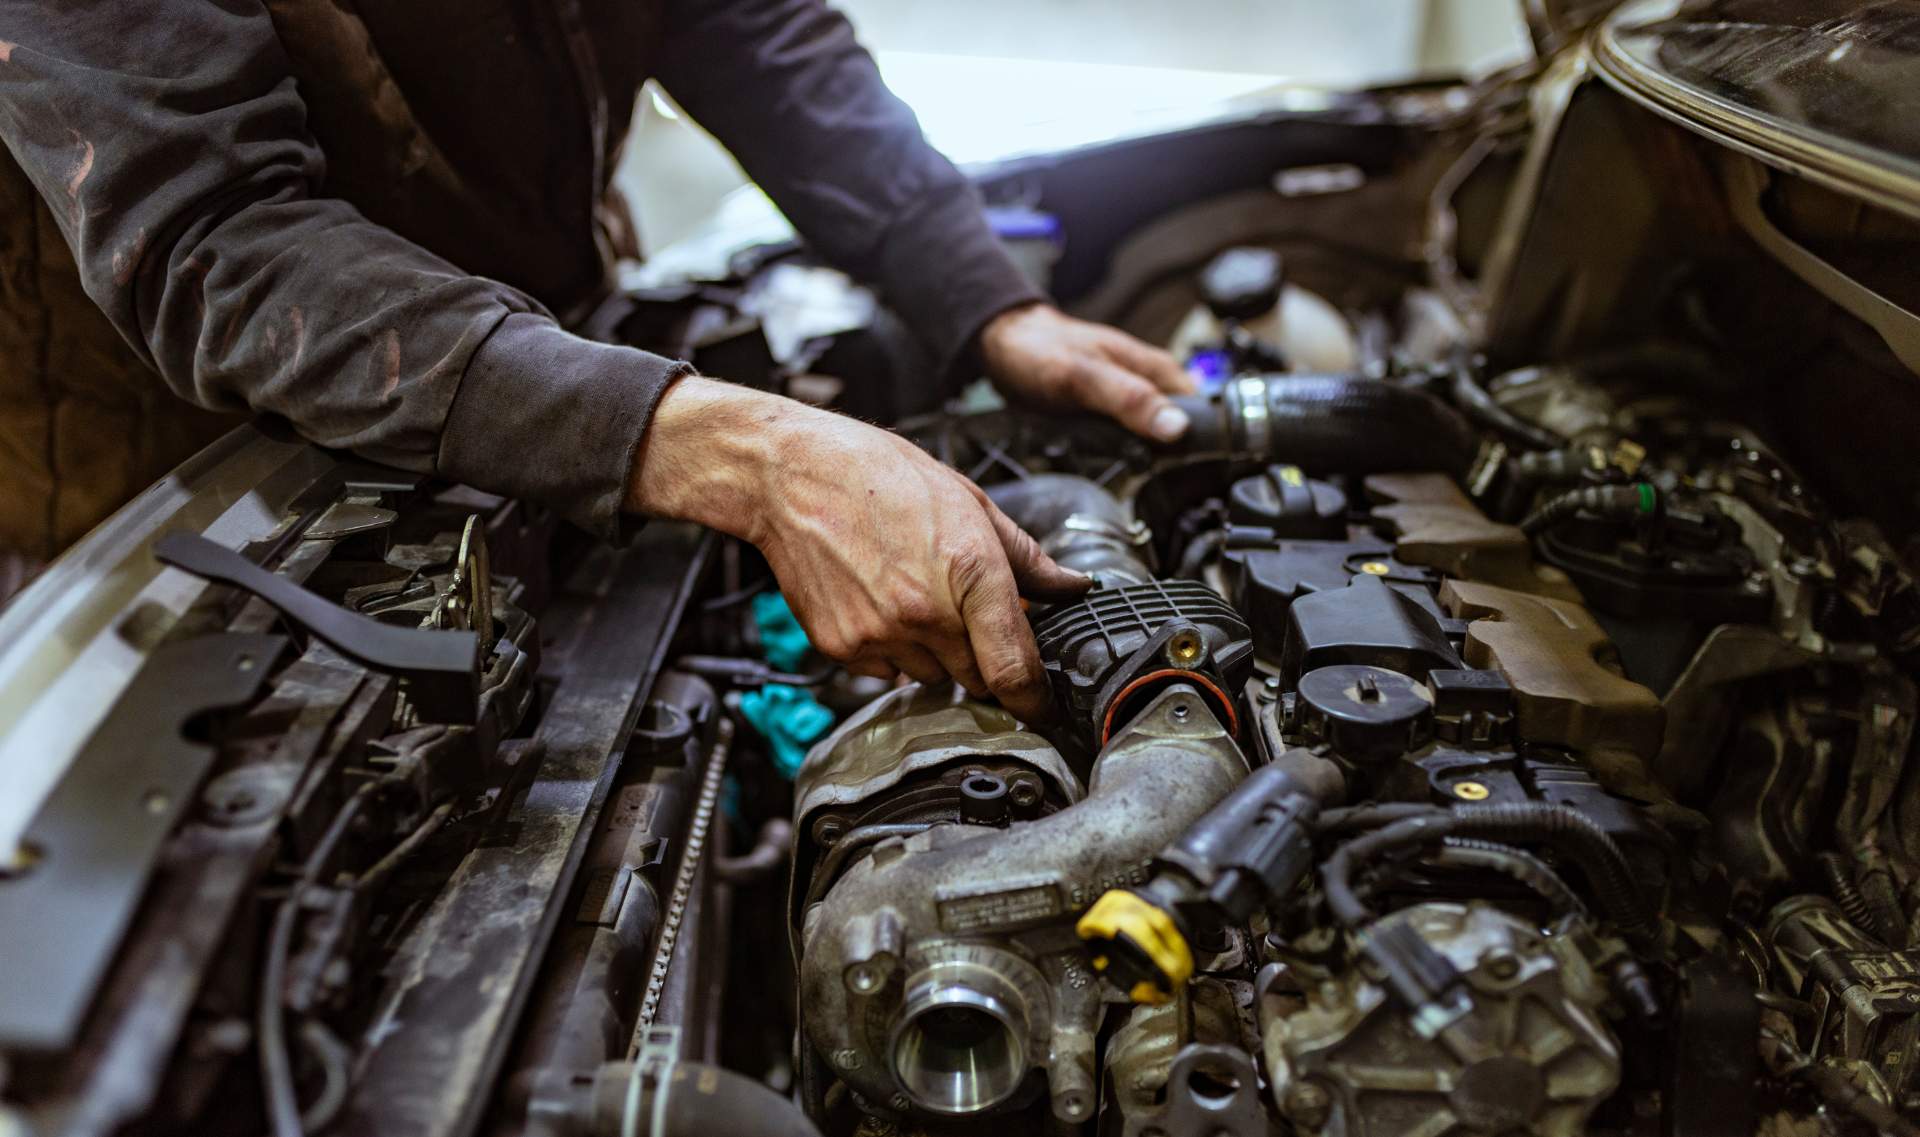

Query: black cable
left=1519, top=483, right=1653, bottom=537
left=1802, top=1064, right=1920, bottom=1137
left=1320, top=802, right=1657, bottom=942
left=294, top=1021, right=353, bottom=1133
left=1314, top=802, right=1442, bottom=836
left=1817, top=851, right=1884, bottom=941
left=1447, top=364, right=1563, bottom=452
left=355, top=801, right=454, bottom=893
left=1427, top=837, right=1591, bottom=921
left=259, top=779, right=389, bottom=1137
left=1174, top=529, right=1226, bottom=580
left=700, top=577, right=775, bottom=613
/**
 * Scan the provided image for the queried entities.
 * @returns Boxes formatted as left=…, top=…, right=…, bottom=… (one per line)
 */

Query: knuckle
left=982, top=652, right=1044, bottom=697
left=891, top=592, right=942, bottom=633
left=944, top=541, right=992, bottom=588
left=811, top=630, right=853, bottom=660
left=1115, top=380, right=1159, bottom=417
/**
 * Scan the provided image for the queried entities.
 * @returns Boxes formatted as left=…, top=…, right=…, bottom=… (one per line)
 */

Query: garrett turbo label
left=935, top=882, right=1063, bottom=934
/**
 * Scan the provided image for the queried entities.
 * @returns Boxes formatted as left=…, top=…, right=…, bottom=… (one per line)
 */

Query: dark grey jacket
left=0, top=0, right=1039, bottom=552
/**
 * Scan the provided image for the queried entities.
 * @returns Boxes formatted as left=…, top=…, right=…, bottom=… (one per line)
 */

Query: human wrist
left=976, top=300, right=1050, bottom=378
left=623, top=376, right=812, bottom=545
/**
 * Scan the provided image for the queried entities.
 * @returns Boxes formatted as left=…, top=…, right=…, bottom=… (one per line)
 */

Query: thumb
left=1077, top=360, right=1189, bottom=442
left=983, top=499, right=1093, bottom=602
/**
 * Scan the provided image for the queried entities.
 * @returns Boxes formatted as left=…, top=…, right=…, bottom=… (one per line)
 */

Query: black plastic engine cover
left=1225, top=540, right=1440, bottom=660
left=1276, top=572, right=1463, bottom=686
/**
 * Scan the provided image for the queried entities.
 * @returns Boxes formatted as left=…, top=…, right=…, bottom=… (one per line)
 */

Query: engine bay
left=783, top=357, right=1920, bottom=1137
left=9, top=8, right=1920, bottom=1137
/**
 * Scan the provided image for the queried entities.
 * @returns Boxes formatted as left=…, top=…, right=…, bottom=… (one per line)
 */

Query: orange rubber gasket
left=1099, top=668, right=1239, bottom=747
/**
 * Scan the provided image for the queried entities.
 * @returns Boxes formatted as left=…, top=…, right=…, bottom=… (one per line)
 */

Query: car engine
left=781, top=358, right=1920, bottom=1137
left=8, top=6, right=1920, bottom=1137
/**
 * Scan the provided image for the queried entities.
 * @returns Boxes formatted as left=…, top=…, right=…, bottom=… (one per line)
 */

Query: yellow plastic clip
left=1075, top=890, right=1195, bottom=1005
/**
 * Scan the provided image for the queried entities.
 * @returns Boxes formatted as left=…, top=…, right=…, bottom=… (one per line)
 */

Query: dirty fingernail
left=1149, top=404, right=1189, bottom=442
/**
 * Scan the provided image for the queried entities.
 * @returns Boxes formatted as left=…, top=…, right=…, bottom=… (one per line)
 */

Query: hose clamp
left=622, top=1025, right=682, bottom=1137
left=1233, top=377, right=1271, bottom=457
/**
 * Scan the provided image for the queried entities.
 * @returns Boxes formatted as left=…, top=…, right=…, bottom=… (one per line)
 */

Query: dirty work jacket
left=0, top=0, right=1040, bottom=557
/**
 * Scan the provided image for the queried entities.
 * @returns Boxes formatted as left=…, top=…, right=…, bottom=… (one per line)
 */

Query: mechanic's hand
left=626, top=377, right=1091, bottom=720
left=978, top=302, right=1197, bottom=442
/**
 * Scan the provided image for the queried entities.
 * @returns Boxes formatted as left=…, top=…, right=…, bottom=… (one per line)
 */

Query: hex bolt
left=845, top=962, right=885, bottom=995
left=1007, top=775, right=1043, bottom=810
left=1482, top=949, right=1521, bottom=981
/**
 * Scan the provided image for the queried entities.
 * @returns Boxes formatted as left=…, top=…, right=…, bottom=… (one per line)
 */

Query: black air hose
left=1171, top=375, right=1480, bottom=478
left=652, top=1063, right=820, bottom=1137
left=985, top=473, right=1130, bottom=536
left=1446, top=365, right=1564, bottom=452
left=986, top=473, right=1152, bottom=584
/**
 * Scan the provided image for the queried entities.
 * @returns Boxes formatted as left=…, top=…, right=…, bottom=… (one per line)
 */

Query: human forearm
left=654, top=0, right=1041, bottom=381
left=0, top=1, right=676, bottom=536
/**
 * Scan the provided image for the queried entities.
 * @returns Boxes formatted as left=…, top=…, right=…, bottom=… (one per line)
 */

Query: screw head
left=1360, top=561, right=1392, bottom=576
left=1452, top=780, right=1491, bottom=801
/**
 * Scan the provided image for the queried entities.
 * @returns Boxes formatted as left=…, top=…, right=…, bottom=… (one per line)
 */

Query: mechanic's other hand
left=626, top=377, right=1091, bottom=721
left=978, top=302, right=1197, bottom=442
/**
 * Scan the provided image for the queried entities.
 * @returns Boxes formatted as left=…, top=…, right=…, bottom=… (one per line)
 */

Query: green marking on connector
left=1635, top=482, right=1657, bottom=515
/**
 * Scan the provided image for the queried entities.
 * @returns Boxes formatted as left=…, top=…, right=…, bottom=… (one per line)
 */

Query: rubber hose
left=1171, top=375, right=1480, bottom=479
left=985, top=473, right=1129, bottom=536
left=1174, top=529, right=1226, bottom=580
left=1447, top=366, right=1563, bottom=452
left=985, top=473, right=1151, bottom=584
left=1804, top=1064, right=1920, bottom=1137
left=634, top=1062, right=821, bottom=1137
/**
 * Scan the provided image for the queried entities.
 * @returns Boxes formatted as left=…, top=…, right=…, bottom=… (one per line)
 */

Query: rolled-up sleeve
left=654, top=0, right=1043, bottom=388
left=0, top=1, right=678, bottom=537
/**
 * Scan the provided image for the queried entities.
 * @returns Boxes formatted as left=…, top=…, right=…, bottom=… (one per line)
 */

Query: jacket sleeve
left=653, top=0, right=1044, bottom=386
left=0, top=2, right=687, bottom=537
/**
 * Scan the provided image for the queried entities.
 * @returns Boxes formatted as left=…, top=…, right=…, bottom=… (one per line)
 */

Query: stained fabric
left=0, top=0, right=1040, bottom=556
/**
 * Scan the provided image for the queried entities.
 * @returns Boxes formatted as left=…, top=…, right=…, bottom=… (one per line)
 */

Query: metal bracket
left=0, top=634, right=288, bottom=1050
left=155, top=531, right=478, bottom=723
left=1155, top=1044, right=1269, bottom=1137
